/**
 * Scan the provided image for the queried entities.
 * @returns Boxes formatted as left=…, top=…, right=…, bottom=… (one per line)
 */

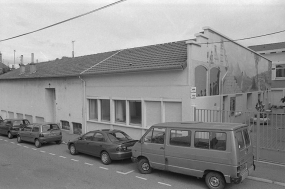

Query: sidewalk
left=61, top=130, right=285, bottom=187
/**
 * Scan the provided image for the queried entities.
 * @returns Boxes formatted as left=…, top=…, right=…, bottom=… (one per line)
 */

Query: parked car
left=68, top=129, right=138, bottom=165
left=17, top=122, right=62, bottom=148
left=0, top=118, right=30, bottom=139
left=132, top=122, right=255, bottom=189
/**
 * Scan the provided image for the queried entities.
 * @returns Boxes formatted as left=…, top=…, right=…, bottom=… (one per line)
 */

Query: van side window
left=210, top=132, right=226, bottom=151
left=170, top=130, right=191, bottom=147
left=236, top=131, right=245, bottom=149
left=194, top=132, right=209, bottom=149
left=243, top=129, right=250, bottom=147
left=144, top=127, right=165, bottom=144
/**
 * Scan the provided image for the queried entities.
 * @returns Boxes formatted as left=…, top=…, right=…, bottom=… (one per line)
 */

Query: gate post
left=256, top=113, right=260, bottom=161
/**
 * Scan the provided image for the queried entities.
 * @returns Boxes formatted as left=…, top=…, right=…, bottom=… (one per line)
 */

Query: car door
left=30, top=126, right=40, bottom=142
left=21, top=125, right=33, bottom=141
left=85, top=132, right=105, bottom=157
left=0, top=120, right=8, bottom=134
left=76, top=132, right=95, bottom=154
left=3, top=121, right=12, bottom=135
left=141, top=127, right=166, bottom=170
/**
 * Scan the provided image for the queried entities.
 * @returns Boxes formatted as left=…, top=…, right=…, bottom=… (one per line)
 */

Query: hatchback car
left=68, top=129, right=137, bottom=165
left=17, top=122, right=62, bottom=148
left=0, top=118, right=30, bottom=139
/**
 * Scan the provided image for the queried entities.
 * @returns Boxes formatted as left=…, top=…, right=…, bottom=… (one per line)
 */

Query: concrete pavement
left=61, top=130, right=285, bottom=188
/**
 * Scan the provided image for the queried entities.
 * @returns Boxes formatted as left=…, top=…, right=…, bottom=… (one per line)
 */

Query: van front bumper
left=231, top=164, right=255, bottom=184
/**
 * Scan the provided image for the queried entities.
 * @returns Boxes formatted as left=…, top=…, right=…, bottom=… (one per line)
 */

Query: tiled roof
left=248, top=42, right=285, bottom=52
left=0, top=62, right=8, bottom=69
left=0, top=40, right=187, bottom=80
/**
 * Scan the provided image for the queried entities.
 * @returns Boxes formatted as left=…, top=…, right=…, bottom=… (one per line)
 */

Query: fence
left=194, top=108, right=285, bottom=165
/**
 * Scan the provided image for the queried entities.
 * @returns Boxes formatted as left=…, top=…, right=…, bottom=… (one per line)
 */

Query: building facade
left=0, top=27, right=272, bottom=139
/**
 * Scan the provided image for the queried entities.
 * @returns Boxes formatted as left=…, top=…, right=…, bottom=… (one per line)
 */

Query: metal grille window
left=61, top=120, right=70, bottom=130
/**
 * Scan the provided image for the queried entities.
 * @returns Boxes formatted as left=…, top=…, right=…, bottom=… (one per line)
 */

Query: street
left=0, top=135, right=284, bottom=189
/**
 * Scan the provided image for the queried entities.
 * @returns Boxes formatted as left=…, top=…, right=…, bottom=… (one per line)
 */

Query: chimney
left=30, top=53, right=36, bottom=73
left=19, top=55, right=25, bottom=74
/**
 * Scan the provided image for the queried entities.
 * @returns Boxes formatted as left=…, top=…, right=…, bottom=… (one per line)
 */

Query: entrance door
left=45, top=88, right=56, bottom=122
left=141, top=127, right=166, bottom=170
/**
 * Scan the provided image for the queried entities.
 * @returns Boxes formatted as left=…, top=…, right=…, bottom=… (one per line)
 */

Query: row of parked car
left=0, top=117, right=255, bottom=189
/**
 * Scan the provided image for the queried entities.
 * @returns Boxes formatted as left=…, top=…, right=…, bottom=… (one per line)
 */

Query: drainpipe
left=79, top=76, right=86, bottom=134
left=220, top=70, right=228, bottom=122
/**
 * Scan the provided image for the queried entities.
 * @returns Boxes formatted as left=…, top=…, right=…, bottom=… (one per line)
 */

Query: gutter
left=78, top=75, right=87, bottom=134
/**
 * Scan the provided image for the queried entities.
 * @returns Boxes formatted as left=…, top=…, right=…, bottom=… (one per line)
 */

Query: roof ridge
left=80, top=50, right=122, bottom=74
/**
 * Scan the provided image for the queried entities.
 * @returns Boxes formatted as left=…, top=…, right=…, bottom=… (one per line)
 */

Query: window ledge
left=87, top=120, right=148, bottom=130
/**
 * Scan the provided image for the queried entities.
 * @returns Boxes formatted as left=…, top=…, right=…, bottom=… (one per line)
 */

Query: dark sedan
left=68, top=129, right=137, bottom=165
left=0, top=118, right=30, bottom=139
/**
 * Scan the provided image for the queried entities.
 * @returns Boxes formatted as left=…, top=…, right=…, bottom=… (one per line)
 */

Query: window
left=210, top=132, right=226, bottom=151
left=236, top=131, right=245, bottom=149
left=24, top=126, right=32, bottom=131
left=24, top=120, right=30, bottom=125
left=94, top=133, right=105, bottom=142
left=82, top=132, right=95, bottom=141
left=73, top=122, right=82, bottom=135
left=101, top=99, right=110, bottom=122
left=13, top=120, right=23, bottom=126
left=89, top=99, right=98, bottom=120
left=115, top=100, right=126, bottom=123
left=144, top=127, right=165, bottom=144
left=195, top=66, right=207, bottom=97
left=243, top=129, right=250, bottom=147
left=194, top=131, right=226, bottom=151
left=209, top=67, right=220, bottom=96
left=170, top=130, right=191, bottom=147
left=129, top=101, right=141, bottom=125
left=195, top=131, right=209, bottom=149
left=32, top=127, right=39, bottom=132
left=276, top=64, right=285, bottom=78
left=61, top=120, right=70, bottom=130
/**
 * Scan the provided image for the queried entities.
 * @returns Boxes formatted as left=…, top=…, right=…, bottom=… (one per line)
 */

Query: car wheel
left=8, top=132, right=13, bottom=139
left=35, top=139, right=42, bottom=148
left=69, top=144, right=78, bottom=155
left=17, top=135, right=22, bottom=143
left=101, top=151, right=112, bottom=165
left=138, top=158, right=152, bottom=174
left=56, top=140, right=62, bottom=144
left=205, top=172, right=226, bottom=189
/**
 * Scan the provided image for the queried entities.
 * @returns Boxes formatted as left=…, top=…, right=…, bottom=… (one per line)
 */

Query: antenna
left=72, top=41, right=75, bottom=58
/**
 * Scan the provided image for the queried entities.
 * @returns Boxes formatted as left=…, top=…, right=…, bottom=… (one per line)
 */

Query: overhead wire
left=0, top=0, right=126, bottom=43
left=197, top=29, right=285, bottom=45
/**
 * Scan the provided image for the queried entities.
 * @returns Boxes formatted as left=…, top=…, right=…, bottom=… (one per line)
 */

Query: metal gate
left=194, top=108, right=285, bottom=165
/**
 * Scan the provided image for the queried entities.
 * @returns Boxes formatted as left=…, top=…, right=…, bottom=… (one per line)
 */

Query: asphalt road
left=0, top=135, right=284, bottom=189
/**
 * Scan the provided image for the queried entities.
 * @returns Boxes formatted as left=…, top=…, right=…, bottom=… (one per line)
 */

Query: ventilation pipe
left=30, top=53, right=36, bottom=73
left=19, top=55, right=25, bottom=74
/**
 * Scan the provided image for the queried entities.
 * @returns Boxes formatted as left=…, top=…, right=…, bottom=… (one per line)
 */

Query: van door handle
left=160, top=147, right=164, bottom=150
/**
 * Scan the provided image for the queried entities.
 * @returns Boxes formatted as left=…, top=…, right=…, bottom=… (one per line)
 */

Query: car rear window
left=42, top=124, right=60, bottom=132
left=108, top=131, right=132, bottom=142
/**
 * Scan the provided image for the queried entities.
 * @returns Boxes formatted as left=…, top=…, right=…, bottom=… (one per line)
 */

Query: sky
left=1, top=0, right=285, bottom=67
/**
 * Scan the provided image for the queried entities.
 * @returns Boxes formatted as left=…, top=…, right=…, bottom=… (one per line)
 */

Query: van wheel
left=138, top=158, right=152, bottom=174
left=8, top=132, right=13, bottom=139
left=205, top=172, right=225, bottom=189
left=101, top=151, right=112, bottom=165
left=35, top=139, right=42, bottom=148
left=17, top=135, right=22, bottom=143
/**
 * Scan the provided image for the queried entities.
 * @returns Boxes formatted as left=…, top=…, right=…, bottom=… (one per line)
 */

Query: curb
left=247, top=176, right=285, bottom=187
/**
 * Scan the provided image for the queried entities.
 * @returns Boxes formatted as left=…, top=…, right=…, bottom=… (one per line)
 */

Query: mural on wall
left=207, top=38, right=271, bottom=94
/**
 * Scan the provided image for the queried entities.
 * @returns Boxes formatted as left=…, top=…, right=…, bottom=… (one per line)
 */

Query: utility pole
left=14, top=50, right=16, bottom=67
left=72, top=41, right=75, bottom=58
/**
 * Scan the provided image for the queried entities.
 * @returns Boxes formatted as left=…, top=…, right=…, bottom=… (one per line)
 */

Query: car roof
left=152, top=122, right=248, bottom=131
left=30, top=122, right=58, bottom=126
left=4, top=118, right=28, bottom=121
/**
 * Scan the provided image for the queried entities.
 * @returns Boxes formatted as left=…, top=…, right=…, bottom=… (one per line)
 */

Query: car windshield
left=42, top=124, right=60, bottom=132
left=107, top=131, right=132, bottom=142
